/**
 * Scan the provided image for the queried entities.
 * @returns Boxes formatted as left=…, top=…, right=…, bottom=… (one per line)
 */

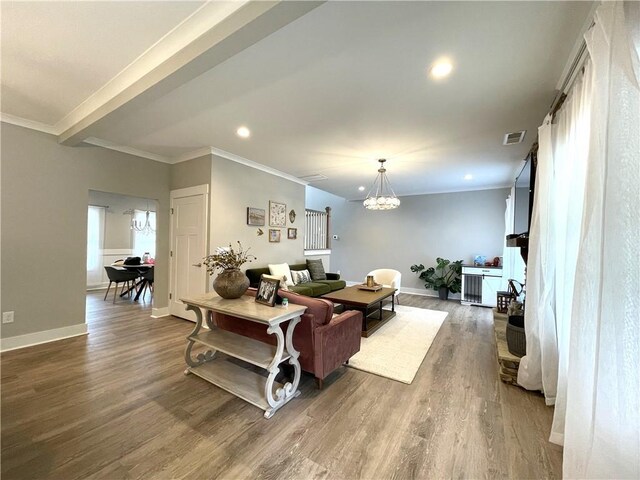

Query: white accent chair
left=367, top=269, right=402, bottom=304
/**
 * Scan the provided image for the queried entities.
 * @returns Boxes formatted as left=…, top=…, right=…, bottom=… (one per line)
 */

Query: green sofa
left=245, top=263, right=346, bottom=297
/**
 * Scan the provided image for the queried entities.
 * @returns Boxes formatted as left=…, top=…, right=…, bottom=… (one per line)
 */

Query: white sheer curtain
left=501, top=186, right=526, bottom=291
left=562, top=2, right=639, bottom=478
left=517, top=113, right=559, bottom=401
left=519, top=62, right=592, bottom=432
left=549, top=64, right=592, bottom=444
left=86, top=205, right=105, bottom=287
left=519, top=2, right=639, bottom=477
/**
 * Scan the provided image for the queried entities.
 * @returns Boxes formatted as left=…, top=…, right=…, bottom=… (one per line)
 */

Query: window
left=304, top=207, right=331, bottom=252
left=132, top=209, right=156, bottom=258
left=86, top=205, right=105, bottom=286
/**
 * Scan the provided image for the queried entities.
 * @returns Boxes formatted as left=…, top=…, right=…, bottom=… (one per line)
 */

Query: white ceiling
left=0, top=1, right=205, bottom=125
left=1, top=1, right=593, bottom=200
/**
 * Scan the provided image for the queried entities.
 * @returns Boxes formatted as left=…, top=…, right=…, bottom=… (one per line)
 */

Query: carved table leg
left=184, top=304, right=216, bottom=374
left=263, top=316, right=302, bottom=419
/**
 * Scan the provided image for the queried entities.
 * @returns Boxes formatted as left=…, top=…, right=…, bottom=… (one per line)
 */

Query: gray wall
left=210, top=155, right=305, bottom=271
left=1, top=123, right=171, bottom=339
left=170, top=154, right=212, bottom=191
left=329, top=188, right=509, bottom=295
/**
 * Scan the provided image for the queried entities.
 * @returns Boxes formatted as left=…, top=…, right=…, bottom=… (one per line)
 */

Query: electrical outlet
left=2, top=311, right=15, bottom=324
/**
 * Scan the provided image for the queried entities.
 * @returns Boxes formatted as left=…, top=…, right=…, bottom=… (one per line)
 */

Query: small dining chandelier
left=363, top=159, right=401, bottom=210
left=123, top=208, right=155, bottom=235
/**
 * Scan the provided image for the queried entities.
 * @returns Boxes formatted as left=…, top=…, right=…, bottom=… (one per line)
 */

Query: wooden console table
left=180, top=294, right=307, bottom=419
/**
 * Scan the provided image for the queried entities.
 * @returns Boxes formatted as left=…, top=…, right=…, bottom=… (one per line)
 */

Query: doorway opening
left=86, top=190, right=158, bottom=323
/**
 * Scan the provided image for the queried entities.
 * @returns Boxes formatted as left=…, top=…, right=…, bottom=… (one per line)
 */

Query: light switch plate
left=2, top=311, right=14, bottom=323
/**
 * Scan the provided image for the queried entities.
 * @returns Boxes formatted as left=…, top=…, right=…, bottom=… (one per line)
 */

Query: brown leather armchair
left=212, top=288, right=362, bottom=388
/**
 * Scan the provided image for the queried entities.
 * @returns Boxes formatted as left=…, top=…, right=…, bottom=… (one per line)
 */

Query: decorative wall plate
left=289, top=209, right=296, bottom=223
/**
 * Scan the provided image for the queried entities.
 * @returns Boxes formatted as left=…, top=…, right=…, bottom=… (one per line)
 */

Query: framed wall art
left=287, top=228, right=297, bottom=240
left=269, top=229, right=281, bottom=243
left=247, top=207, right=265, bottom=226
left=269, top=201, right=286, bottom=227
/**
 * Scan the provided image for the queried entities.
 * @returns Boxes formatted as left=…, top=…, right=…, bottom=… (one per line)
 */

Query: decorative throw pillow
left=268, top=263, right=294, bottom=287
left=306, top=259, right=327, bottom=281
left=261, top=274, right=289, bottom=291
left=291, top=269, right=312, bottom=285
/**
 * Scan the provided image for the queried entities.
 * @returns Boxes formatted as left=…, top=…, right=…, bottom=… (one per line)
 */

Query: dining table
left=111, top=264, right=154, bottom=301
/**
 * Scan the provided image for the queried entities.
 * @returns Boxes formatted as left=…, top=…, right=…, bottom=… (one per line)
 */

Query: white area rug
left=347, top=305, right=448, bottom=384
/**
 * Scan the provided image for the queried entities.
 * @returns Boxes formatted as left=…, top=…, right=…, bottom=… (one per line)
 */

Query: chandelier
left=363, top=159, right=401, bottom=210
left=123, top=208, right=155, bottom=235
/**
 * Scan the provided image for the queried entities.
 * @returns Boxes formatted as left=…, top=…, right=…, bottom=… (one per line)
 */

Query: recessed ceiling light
left=358, top=186, right=365, bottom=192
left=464, top=174, right=473, bottom=180
left=429, top=60, right=453, bottom=79
left=236, top=126, right=250, bottom=138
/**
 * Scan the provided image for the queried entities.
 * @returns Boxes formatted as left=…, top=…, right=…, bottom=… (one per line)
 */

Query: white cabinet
left=461, top=266, right=503, bottom=307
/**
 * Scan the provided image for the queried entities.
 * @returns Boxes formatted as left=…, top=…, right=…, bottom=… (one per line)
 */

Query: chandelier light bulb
left=363, top=159, right=401, bottom=211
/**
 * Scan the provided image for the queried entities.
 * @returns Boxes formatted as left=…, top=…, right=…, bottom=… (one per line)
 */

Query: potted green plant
left=410, top=258, right=463, bottom=300
left=203, top=241, right=256, bottom=299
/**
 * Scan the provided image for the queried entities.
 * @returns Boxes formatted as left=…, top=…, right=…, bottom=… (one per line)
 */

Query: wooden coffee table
left=321, top=286, right=397, bottom=337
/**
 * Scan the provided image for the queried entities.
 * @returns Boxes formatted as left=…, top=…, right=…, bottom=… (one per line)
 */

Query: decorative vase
left=438, top=286, right=449, bottom=301
left=212, top=269, right=249, bottom=299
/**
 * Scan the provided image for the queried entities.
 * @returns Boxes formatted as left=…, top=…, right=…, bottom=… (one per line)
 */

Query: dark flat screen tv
left=513, top=152, right=536, bottom=236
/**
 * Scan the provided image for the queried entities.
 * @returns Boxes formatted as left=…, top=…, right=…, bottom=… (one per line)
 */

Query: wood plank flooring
left=1, top=292, right=562, bottom=479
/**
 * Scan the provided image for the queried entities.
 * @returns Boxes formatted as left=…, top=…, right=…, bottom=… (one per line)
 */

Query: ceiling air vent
left=503, top=130, right=526, bottom=146
left=299, top=173, right=328, bottom=182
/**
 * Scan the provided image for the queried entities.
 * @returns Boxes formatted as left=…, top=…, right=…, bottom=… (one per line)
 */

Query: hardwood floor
left=1, top=292, right=562, bottom=479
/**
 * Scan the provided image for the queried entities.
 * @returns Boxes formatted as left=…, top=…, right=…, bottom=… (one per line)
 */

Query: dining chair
left=104, top=266, right=139, bottom=303
left=137, top=267, right=154, bottom=301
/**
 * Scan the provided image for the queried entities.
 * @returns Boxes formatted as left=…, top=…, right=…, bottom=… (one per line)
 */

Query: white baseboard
left=344, top=281, right=459, bottom=300
left=151, top=307, right=170, bottom=318
left=400, top=286, right=439, bottom=297
left=1, top=323, right=88, bottom=352
left=400, top=287, right=461, bottom=300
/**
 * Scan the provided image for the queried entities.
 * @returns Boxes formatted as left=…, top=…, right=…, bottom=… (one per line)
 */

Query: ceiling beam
left=58, top=0, right=324, bottom=146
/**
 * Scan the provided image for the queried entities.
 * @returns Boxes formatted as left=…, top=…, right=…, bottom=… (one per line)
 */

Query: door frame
left=169, top=184, right=209, bottom=320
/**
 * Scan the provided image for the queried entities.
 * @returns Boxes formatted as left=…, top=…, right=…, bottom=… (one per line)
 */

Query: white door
left=169, top=185, right=208, bottom=320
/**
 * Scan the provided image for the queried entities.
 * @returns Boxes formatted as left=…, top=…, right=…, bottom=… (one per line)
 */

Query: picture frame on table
left=269, top=201, right=286, bottom=227
left=269, top=229, right=281, bottom=243
left=255, top=276, right=279, bottom=306
left=247, top=207, right=265, bottom=226
left=287, top=228, right=297, bottom=240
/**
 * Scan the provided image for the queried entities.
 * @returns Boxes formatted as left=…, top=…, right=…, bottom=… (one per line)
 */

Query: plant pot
left=212, top=269, right=249, bottom=299
left=506, top=315, right=526, bottom=357
left=438, top=286, right=449, bottom=300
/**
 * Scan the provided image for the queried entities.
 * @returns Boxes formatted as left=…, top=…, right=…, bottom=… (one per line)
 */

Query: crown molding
left=83, top=137, right=171, bottom=163
left=172, top=147, right=215, bottom=164
left=2, top=112, right=308, bottom=185
left=210, top=147, right=308, bottom=186
left=0, top=113, right=59, bottom=135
